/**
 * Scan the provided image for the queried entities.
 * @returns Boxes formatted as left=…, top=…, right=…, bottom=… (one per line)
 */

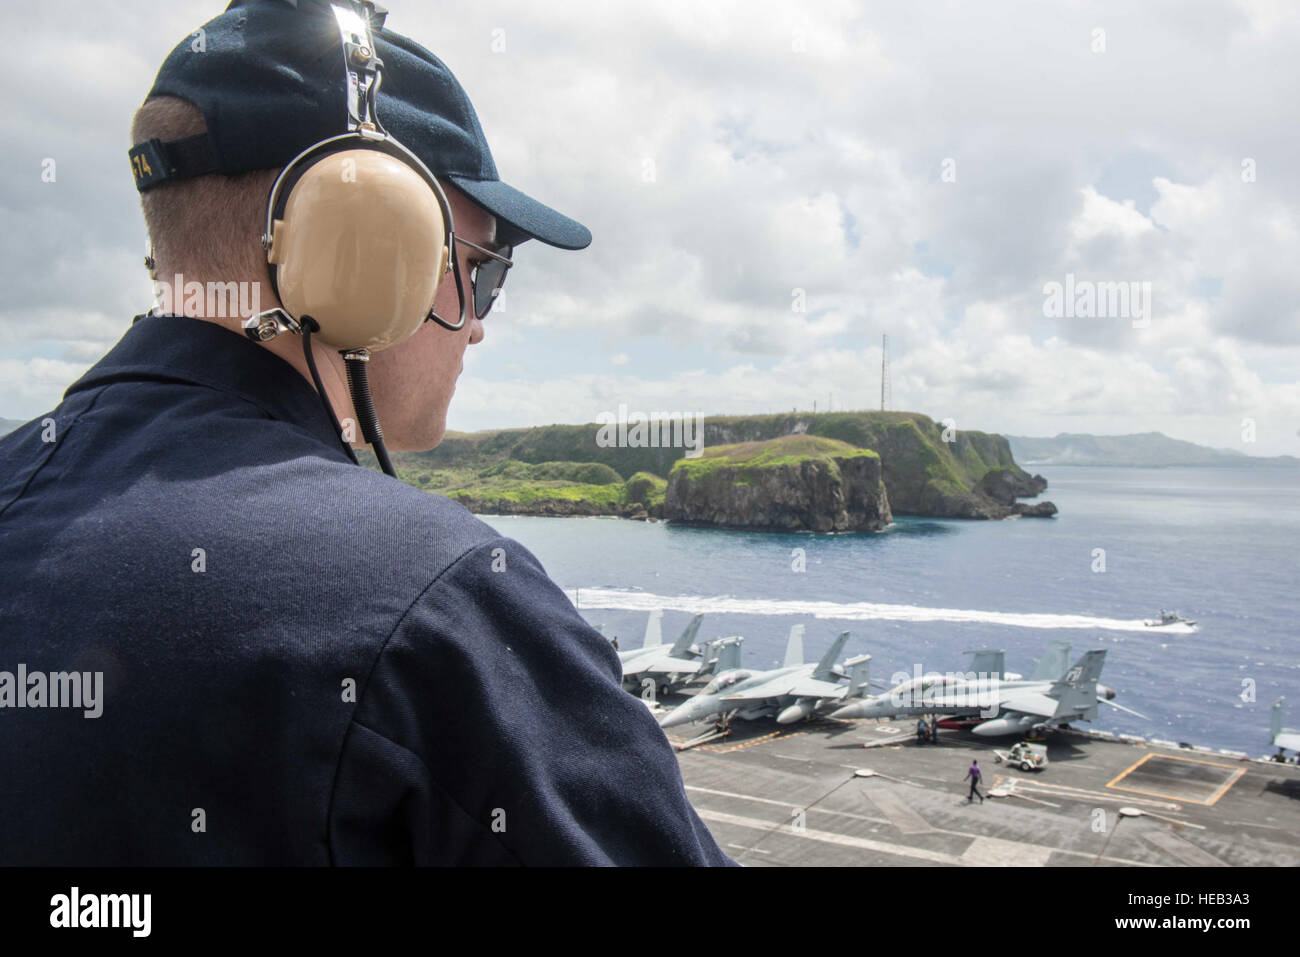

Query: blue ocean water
left=483, top=467, right=1299, bottom=755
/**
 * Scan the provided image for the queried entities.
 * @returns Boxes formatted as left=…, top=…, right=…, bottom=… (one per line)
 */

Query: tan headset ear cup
left=267, top=149, right=447, bottom=352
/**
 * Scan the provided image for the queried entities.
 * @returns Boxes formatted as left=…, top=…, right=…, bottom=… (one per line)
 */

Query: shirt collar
left=66, top=314, right=359, bottom=465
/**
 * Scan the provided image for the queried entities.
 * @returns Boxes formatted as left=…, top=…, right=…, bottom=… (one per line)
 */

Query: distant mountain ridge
left=1007, top=431, right=1300, bottom=467
left=0, top=417, right=27, bottom=436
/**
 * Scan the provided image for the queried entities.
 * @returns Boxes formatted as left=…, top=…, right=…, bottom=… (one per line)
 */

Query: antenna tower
left=880, top=333, right=891, bottom=411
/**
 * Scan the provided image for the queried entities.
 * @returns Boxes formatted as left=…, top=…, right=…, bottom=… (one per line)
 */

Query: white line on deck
left=685, top=784, right=890, bottom=826
left=695, top=808, right=967, bottom=866
left=1142, top=829, right=1227, bottom=867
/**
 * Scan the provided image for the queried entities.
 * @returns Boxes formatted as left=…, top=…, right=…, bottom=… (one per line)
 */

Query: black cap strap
left=128, top=134, right=219, bottom=192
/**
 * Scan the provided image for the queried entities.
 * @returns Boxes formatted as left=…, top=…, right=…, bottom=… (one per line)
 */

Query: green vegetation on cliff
left=671, top=434, right=878, bottom=486
left=393, top=457, right=666, bottom=516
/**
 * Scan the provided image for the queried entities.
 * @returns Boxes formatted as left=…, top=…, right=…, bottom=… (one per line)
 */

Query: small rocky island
left=979, top=467, right=1057, bottom=517
left=663, top=435, right=892, bottom=532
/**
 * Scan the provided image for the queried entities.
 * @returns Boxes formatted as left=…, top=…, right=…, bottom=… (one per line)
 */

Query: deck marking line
left=961, top=835, right=1053, bottom=867
left=862, top=788, right=935, bottom=834
left=694, top=808, right=966, bottom=866
left=1141, top=829, right=1228, bottom=867
left=1106, top=752, right=1245, bottom=807
left=685, top=784, right=891, bottom=826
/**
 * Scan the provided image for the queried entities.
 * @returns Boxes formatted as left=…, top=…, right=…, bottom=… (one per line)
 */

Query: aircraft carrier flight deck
left=664, top=714, right=1300, bottom=867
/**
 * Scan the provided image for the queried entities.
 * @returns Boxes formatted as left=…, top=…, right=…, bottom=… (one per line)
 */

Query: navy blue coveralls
left=0, top=314, right=733, bottom=866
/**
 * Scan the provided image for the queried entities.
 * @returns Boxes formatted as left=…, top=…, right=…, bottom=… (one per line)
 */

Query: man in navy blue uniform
left=0, top=0, right=732, bottom=866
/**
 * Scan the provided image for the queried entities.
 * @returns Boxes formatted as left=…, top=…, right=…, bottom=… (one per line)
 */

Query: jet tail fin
left=843, top=654, right=872, bottom=698
left=783, top=624, right=805, bottom=668
left=1032, top=640, right=1072, bottom=681
left=713, top=636, right=744, bottom=675
left=1272, top=698, right=1300, bottom=750
left=642, top=609, right=663, bottom=649
left=668, top=614, right=703, bottom=657
left=966, top=649, right=1006, bottom=681
left=1049, top=650, right=1107, bottom=720
left=812, top=631, right=850, bottom=681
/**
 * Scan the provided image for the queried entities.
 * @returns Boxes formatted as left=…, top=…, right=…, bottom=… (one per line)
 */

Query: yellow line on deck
left=1105, top=752, right=1245, bottom=807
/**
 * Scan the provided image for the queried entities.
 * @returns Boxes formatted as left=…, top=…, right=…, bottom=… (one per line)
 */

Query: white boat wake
left=566, top=587, right=1197, bottom=634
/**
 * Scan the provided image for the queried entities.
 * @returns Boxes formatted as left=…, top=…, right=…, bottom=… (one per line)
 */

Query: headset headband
left=332, top=2, right=385, bottom=134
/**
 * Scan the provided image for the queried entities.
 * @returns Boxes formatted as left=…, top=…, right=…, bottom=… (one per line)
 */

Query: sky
left=3, top=0, right=1298, bottom=455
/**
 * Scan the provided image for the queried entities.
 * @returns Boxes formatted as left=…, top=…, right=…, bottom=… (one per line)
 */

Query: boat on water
left=1144, top=609, right=1196, bottom=627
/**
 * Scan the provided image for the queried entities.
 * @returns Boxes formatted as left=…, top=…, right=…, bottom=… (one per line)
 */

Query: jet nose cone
left=659, top=707, right=692, bottom=728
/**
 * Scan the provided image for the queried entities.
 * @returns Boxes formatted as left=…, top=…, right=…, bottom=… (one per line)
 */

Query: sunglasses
left=455, top=236, right=514, bottom=320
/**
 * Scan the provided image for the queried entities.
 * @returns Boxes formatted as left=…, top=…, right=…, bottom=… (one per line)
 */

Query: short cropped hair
left=130, top=96, right=279, bottom=281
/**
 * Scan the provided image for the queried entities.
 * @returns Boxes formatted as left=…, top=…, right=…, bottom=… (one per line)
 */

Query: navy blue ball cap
left=138, top=0, right=590, bottom=250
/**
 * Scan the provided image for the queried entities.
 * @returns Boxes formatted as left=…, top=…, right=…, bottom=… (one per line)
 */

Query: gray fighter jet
left=659, top=627, right=869, bottom=728
left=831, top=648, right=1135, bottom=736
left=619, top=612, right=726, bottom=697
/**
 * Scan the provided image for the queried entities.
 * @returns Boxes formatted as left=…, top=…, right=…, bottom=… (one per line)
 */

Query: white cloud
left=0, top=358, right=92, bottom=420
left=3, top=0, right=1299, bottom=457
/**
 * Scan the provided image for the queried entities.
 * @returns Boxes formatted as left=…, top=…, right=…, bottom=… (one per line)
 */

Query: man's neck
left=188, top=313, right=361, bottom=450
left=148, top=261, right=368, bottom=450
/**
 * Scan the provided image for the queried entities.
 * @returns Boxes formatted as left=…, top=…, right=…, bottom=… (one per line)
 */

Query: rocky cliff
left=978, top=466, right=1055, bottom=517
left=662, top=436, right=892, bottom=533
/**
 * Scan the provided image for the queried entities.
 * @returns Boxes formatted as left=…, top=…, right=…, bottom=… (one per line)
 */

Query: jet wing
left=719, top=674, right=800, bottom=703
left=998, top=692, right=1060, bottom=718
left=784, top=677, right=845, bottom=699
left=719, top=689, right=788, bottom=704
left=639, top=658, right=704, bottom=676
left=621, top=648, right=679, bottom=677
left=618, top=647, right=659, bottom=666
